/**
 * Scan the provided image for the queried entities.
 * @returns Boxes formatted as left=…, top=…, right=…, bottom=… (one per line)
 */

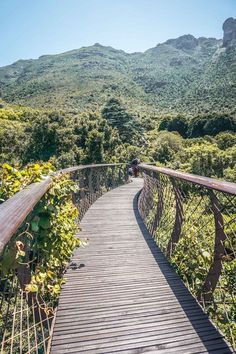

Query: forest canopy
left=0, top=98, right=235, bottom=182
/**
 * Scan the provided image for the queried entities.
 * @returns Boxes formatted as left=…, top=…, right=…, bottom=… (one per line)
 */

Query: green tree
left=85, top=129, right=104, bottom=163
left=215, top=132, right=236, bottom=150
left=0, top=122, right=27, bottom=165
left=24, top=112, right=79, bottom=166
left=177, top=142, right=225, bottom=178
left=74, top=112, right=120, bottom=163
left=204, top=115, right=236, bottom=136
left=159, top=115, right=188, bottom=137
left=101, top=98, right=143, bottom=143
left=188, top=114, right=236, bottom=138
left=187, top=116, right=207, bottom=138
left=158, top=117, right=171, bottom=131
left=146, top=130, right=183, bottom=163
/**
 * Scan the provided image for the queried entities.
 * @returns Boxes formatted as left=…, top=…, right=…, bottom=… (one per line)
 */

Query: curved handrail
left=0, top=163, right=126, bottom=255
left=138, top=162, right=236, bottom=348
left=0, top=178, right=52, bottom=255
left=55, top=163, right=125, bottom=174
left=139, top=163, right=236, bottom=195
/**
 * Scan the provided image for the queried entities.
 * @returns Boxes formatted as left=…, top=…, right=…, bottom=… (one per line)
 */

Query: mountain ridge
left=0, top=18, right=235, bottom=115
left=0, top=34, right=222, bottom=69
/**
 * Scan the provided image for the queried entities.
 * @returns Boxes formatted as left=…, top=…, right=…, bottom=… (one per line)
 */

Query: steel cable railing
left=138, top=163, right=236, bottom=349
left=0, top=164, right=129, bottom=354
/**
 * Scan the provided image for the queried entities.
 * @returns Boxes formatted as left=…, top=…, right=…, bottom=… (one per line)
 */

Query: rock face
left=223, top=17, right=236, bottom=47
left=165, top=35, right=198, bottom=51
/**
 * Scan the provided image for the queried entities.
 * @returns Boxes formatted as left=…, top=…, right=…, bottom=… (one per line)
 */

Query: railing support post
left=71, top=171, right=78, bottom=206
left=88, top=170, right=94, bottom=194
left=79, top=171, right=86, bottom=200
left=198, top=191, right=226, bottom=304
left=17, top=263, right=53, bottom=327
left=96, top=167, right=102, bottom=196
left=150, top=174, right=164, bottom=236
left=139, top=172, right=154, bottom=221
left=166, top=179, right=183, bottom=257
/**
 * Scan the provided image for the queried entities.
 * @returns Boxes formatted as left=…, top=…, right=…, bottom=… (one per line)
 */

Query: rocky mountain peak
left=223, top=17, right=236, bottom=47
left=165, top=34, right=198, bottom=51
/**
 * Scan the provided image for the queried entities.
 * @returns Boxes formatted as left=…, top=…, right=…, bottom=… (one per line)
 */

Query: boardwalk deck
left=51, top=179, right=233, bottom=354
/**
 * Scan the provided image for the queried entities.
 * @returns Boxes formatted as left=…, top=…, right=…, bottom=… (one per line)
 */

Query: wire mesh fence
left=0, top=164, right=129, bottom=354
left=138, top=164, right=236, bottom=348
left=73, top=165, right=129, bottom=220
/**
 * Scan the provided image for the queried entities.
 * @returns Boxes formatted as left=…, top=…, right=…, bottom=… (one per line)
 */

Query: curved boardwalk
left=51, top=179, right=233, bottom=354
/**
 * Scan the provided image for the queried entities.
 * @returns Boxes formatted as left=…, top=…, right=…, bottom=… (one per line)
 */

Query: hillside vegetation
left=0, top=29, right=235, bottom=115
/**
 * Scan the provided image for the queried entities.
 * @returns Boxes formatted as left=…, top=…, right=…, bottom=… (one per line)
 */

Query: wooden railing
left=0, top=164, right=129, bottom=353
left=138, top=163, right=236, bottom=348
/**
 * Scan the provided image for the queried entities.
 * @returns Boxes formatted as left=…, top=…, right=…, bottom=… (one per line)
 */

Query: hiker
left=128, top=167, right=133, bottom=176
left=131, top=158, right=140, bottom=177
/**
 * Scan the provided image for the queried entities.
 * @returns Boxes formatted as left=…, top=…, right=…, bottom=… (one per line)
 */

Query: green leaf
left=52, top=284, right=61, bottom=295
left=38, top=216, right=51, bottom=229
left=1, top=248, right=17, bottom=274
left=202, top=250, right=211, bottom=260
left=31, top=220, right=39, bottom=232
left=48, top=204, right=55, bottom=212
left=25, top=284, right=38, bottom=293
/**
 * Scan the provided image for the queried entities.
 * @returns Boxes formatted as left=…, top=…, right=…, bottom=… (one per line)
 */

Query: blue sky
left=0, top=0, right=235, bottom=67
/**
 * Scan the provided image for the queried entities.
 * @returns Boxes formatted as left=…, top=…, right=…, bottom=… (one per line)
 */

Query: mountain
left=0, top=18, right=235, bottom=115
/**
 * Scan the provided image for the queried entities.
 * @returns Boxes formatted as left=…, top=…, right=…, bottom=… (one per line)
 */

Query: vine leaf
left=25, top=283, right=38, bottom=293
left=39, top=216, right=51, bottom=229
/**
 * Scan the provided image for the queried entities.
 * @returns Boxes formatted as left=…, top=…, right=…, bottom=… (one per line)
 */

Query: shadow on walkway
left=133, top=190, right=233, bottom=354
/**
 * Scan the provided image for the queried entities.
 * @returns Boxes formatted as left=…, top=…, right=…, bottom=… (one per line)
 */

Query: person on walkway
left=131, top=158, right=140, bottom=177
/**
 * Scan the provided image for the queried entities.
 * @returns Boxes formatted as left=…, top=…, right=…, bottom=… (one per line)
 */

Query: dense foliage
left=0, top=163, right=82, bottom=352
left=0, top=163, right=81, bottom=301
left=0, top=99, right=235, bottom=182
left=0, top=102, right=121, bottom=167
left=159, top=112, right=236, bottom=138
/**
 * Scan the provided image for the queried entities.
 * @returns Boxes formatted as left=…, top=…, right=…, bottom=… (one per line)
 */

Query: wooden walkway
left=51, top=179, right=233, bottom=354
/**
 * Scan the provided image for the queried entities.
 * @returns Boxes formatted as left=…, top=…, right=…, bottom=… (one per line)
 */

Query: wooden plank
left=51, top=179, right=233, bottom=354
left=52, top=311, right=213, bottom=333
left=50, top=332, right=228, bottom=353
